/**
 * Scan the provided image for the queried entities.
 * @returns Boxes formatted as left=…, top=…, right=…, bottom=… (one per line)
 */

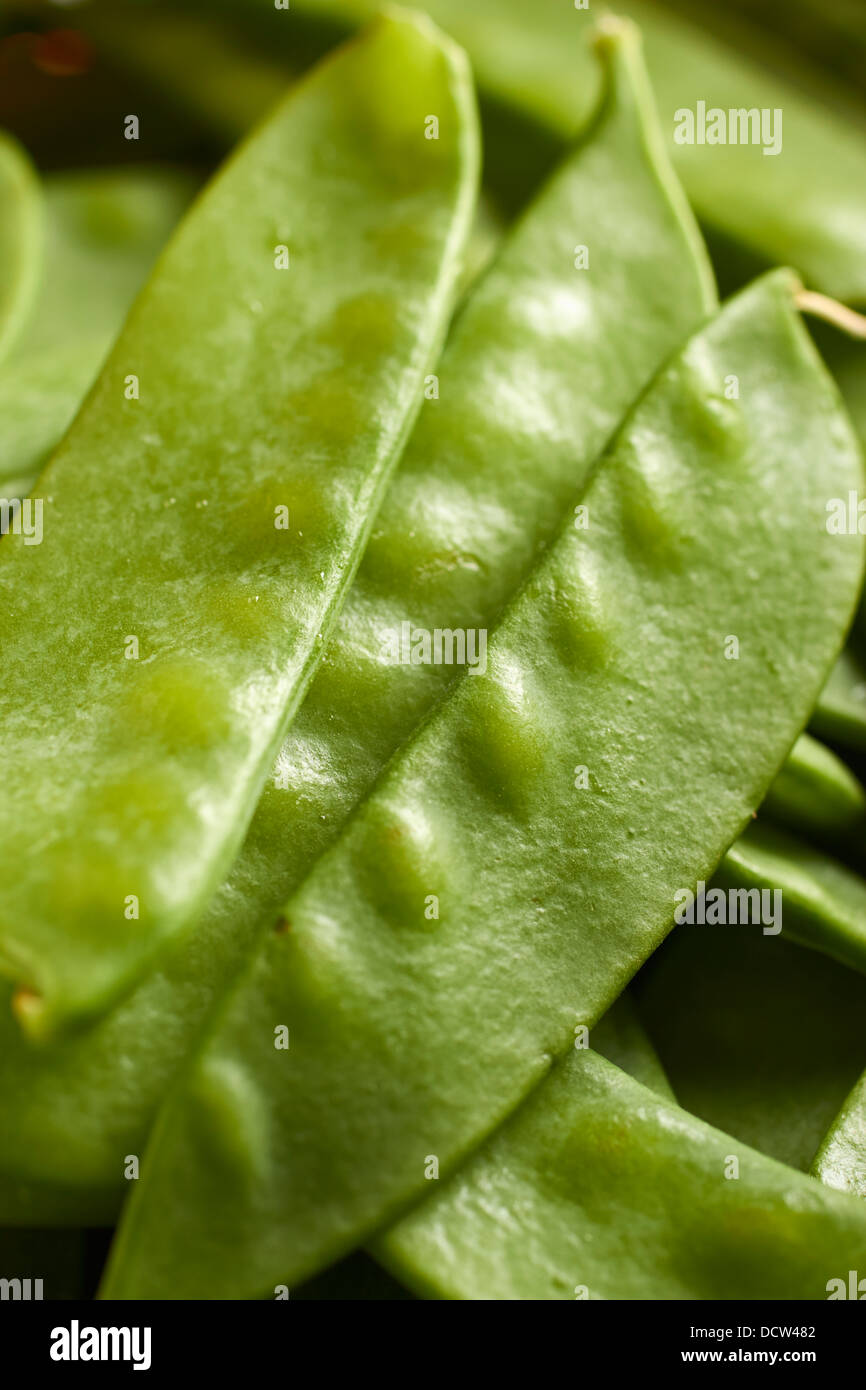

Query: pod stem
left=796, top=288, right=866, bottom=340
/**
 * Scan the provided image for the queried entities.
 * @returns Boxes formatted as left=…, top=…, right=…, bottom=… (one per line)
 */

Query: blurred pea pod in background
left=0, top=130, right=41, bottom=363
left=3, top=0, right=866, bottom=1305
left=74, top=0, right=866, bottom=300
left=0, top=165, right=195, bottom=498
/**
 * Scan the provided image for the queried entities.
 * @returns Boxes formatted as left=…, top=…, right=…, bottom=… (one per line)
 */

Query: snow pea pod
left=760, top=734, right=866, bottom=852
left=812, top=1074, right=866, bottom=1198
left=0, top=132, right=41, bottom=364
left=374, top=1050, right=866, bottom=1300
left=811, top=645, right=866, bottom=752
left=367, top=989, right=673, bottom=1295
left=0, top=168, right=495, bottom=505
left=719, top=822, right=866, bottom=976
left=378, top=837, right=866, bottom=1293
left=170, top=0, right=866, bottom=302
left=101, top=271, right=863, bottom=1299
left=17, top=167, right=197, bottom=360
left=0, top=12, right=479, bottom=1036
left=0, top=167, right=195, bottom=499
left=373, top=808, right=866, bottom=1277
left=0, top=20, right=714, bottom=1219
left=0, top=348, right=116, bottom=503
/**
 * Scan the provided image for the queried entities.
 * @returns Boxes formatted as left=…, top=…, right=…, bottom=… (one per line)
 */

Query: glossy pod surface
left=376, top=828, right=866, bottom=1295
left=0, top=12, right=479, bottom=1034
left=378, top=815, right=866, bottom=1294
left=375, top=1050, right=866, bottom=1300
left=102, top=272, right=864, bottom=1298
left=0, top=25, right=714, bottom=1215
left=813, top=1074, right=866, bottom=1198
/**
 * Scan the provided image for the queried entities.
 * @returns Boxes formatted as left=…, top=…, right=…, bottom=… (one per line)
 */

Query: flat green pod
left=812, top=646, right=866, bottom=752
left=0, top=131, right=41, bottom=364
left=380, top=876, right=866, bottom=1294
left=16, top=166, right=198, bottom=359
left=0, top=166, right=196, bottom=499
left=0, top=12, right=479, bottom=1035
left=164, top=0, right=866, bottom=302
left=101, top=272, right=864, bottom=1299
left=0, top=22, right=712, bottom=1219
left=374, top=1051, right=866, bottom=1300
left=813, top=1073, right=866, bottom=1198
left=760, top=733, right=866, bottom=849
left=720, top=822, right=866, bottom=977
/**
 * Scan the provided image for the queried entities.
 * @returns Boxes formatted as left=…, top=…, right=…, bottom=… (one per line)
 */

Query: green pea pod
left=719, top=822, right=866, bottom=976
left=812, top=1074, right=866, bottom=1198
left=0, top=167, right=196, bottom=499
left=377, top=848, right=866, bottom=1295
left=0, top=12, right=480, bottom=1036
left=803, top=326, right=866, bottom=753
left=0, top=21, right=713, bottom=1218
left=161, top=0, right=866, bottom=303
left=760, top=733, right=866, bottom=850
left=367, top=989, right=673, bottom=1296
left=0, top=347, right=118, bottom=503
left=101, top=271, right=863, bottom=1299
left=823, top=333, right=866, bottom=446
left=0, top=165, right=496, bottom=503
left=372, top=811, right=866, bottom=1275
left=0, top=132, right=41, bottom=364
left=811, top=646, right=866, bottom=752
left=635, top=913, right=866, bottom=1172
left=17, top=167, right=198, bottom=359
left=373, top=1050, right=866, bottom=1300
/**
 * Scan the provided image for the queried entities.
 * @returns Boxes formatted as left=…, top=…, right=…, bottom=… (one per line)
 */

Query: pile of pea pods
left=2, top=0, right=866, bottom=1302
